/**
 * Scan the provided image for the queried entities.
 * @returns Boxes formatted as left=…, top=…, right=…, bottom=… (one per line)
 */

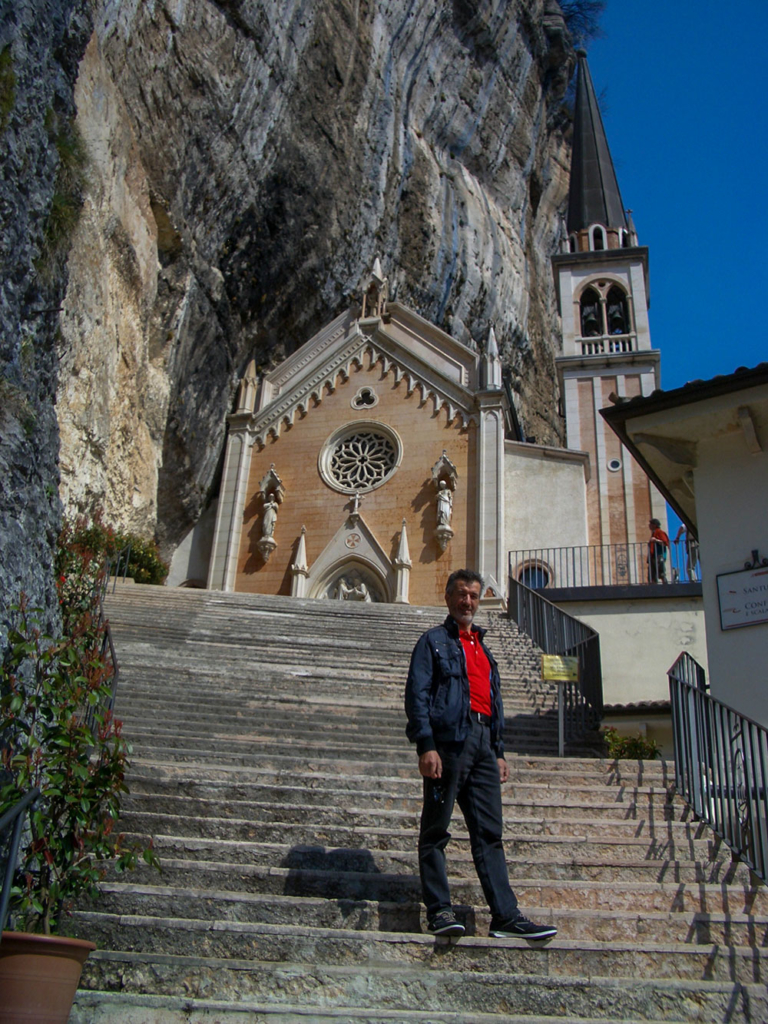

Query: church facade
left=206, top=269, right=513, bottom=606
left=203, top=51, right=667, bottom=608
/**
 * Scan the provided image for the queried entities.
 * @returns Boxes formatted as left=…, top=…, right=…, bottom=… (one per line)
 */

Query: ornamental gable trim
left=242, top=314, right=482, bottom=449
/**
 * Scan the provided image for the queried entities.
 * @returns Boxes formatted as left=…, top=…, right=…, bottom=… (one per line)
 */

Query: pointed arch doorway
left=311, top=560, right=390, bottom=603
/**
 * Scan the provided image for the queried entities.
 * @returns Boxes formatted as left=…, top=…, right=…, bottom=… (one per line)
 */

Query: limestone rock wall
left=0, top=0, right=91, bottom=635
left=57, top=0, right=575, bottom=557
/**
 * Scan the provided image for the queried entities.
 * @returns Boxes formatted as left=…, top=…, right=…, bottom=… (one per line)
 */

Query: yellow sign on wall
left=542, top=655, right=579, bottom=682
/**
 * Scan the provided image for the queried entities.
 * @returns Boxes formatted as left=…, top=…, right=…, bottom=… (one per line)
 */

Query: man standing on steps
left=404, top=568, right=557, bottom=941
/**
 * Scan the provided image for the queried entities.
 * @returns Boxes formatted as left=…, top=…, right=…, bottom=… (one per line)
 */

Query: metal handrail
left=97, top=542, right=132, bottom=602
left=510, top=539, right=701, bottom=589
left=669, top=652, right=768, bottom=885
left=0, top=788, right=39, bottom=937
left=508, top=573, right=603, bottom=751
left=79, top=595, right=120, bottom=742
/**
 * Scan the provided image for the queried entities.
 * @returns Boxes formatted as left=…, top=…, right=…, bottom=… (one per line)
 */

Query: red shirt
left=459, top=629, right=492, bottom=716
left=650, top=528, right=670, bottom=550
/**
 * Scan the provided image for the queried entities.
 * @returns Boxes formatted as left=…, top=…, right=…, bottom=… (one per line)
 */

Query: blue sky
left=586, top=1, right=768, bottom=391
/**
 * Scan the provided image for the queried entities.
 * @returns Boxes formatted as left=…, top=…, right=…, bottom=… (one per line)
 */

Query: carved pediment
left=245, top=317, right=483, bottom=449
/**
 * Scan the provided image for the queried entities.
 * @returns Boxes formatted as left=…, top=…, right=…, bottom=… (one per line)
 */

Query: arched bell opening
left=580, top=287, right=602, bottom=338
left=606, top=285, right=629, bottom=336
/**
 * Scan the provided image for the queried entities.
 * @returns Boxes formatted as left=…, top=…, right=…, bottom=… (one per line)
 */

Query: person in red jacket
left=648, top=518, right=670, bottom=583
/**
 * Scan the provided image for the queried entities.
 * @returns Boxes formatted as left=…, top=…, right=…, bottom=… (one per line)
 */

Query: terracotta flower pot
left=0, top=931, right=96, bottom=1023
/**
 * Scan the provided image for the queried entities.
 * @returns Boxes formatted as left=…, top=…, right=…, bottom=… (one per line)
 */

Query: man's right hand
left=419, top=750, right=442, bottom=779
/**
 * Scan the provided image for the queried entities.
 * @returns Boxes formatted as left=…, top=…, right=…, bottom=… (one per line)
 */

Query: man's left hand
left=497, top=758, right=508, bottom=783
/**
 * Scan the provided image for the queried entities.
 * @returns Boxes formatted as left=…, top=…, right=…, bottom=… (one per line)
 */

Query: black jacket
left=404, top=615, right=505, bottom=759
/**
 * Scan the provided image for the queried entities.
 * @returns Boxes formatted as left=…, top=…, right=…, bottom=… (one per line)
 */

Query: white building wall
left=167, top=500, right=218, bottom=588
left=554, top=596, right=708, bottom=706
left=504, top=442, right=589, bottom=553
left=695, top=430, right=768, bottom=725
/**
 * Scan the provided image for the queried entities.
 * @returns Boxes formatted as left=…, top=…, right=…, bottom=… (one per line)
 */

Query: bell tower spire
left=552, top=51, right=666, bottom=549
left=567, top=49, right=628, bottom=252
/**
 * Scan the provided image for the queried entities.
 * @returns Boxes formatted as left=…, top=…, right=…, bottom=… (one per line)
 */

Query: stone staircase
left=68, top=584, right=768, bottom=1023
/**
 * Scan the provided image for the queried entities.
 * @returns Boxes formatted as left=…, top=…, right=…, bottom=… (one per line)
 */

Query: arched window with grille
left=518, top=562, right=550, bottom=589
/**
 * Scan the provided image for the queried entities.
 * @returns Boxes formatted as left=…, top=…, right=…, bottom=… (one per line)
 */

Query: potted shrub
left=0, top=522, right=157, bottom=1021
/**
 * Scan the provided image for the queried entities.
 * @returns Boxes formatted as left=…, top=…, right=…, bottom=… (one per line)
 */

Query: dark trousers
left=418, top=716, right=519, bottom=922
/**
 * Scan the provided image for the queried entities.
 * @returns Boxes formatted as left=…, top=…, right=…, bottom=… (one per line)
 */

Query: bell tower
left=553, top=50, right=666, bottom=548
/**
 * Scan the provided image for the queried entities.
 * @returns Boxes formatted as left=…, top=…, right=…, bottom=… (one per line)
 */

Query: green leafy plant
left=115, top=534, right=169, bottom=586
left=56, top=512, right=169, bottom=590
left=0, top=526, right=159, bottom=936
left=602, top=726, right=660, bottom=762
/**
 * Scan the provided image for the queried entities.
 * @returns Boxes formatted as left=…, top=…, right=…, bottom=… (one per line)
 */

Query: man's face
left=445, top=580, right=482, bottom=628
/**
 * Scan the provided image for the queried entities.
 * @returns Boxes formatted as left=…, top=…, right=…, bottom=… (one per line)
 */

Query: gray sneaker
left=427, top=910, right=465, bottom=936
left=489, top=914, right=556, bottom=940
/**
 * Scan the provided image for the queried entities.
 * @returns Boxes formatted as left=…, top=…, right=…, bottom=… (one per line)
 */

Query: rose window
left=330, top=432, right=396, bottom=489
left=319, top=421, right=402, bottom=494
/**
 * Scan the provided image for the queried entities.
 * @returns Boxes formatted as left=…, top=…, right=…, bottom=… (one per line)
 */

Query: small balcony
left=578, top=332, right=636, bottom=356
left=509, top=540, right=701, bottom=593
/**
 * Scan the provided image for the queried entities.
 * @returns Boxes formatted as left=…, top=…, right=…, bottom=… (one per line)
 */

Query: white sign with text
left=717, top=565, right=768, bottom=630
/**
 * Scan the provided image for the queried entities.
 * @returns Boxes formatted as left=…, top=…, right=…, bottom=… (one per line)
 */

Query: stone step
left=121, top=721, right=567, bottom=753
left=122, top=730, right=415, bottom=762
left=104, top=587, right=513, bottom=637
left=76, top=949, right=768, bottom=1022
left=120, top=730, right=574, bottom=766
left=116, top=688, right=553, bottom=716
left=117, top=700, right=411, bottom=725
left=71, top=991, right=695, bottom=1024
left=70, top=911, right=767, bottom=985
left=124, top=750, right=670, bottom=790
left=118, top=807, right=724, bottom=852
left=124, top=780, right=676, bottom=823
left=117, top=847, right=760, bottom=899
left=115, top=691, right=552, bottom=720
left=129, top=761, right=675, bottom=790
left=84, top=584, right=767, bottom=1022
left=90, top=883, right=768, bottom=947
left=121, top=787, right=676, bottom=820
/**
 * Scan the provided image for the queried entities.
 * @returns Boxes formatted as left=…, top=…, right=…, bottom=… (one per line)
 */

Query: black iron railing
left=669, top=652, right=768, bottom=885
left=99, top=542, right=133, bottom=600
left=0, top=788, right=39, bottom=937
left=509, top=538, right=701, bottom=590
left=81, top=603, right=120, bottom=740
left=508, top=574, right=603, bottom=751
left=86, top=545, right=127, bottom=727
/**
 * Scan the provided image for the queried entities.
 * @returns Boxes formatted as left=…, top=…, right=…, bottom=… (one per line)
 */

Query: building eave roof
left=602, top=363, right=768, bottom=424
left=600, top=362, right=768, bottom=535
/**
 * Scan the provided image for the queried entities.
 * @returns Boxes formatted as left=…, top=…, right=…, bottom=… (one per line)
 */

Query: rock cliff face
left=0, top=0, right=91, bottom=634
left=56, top=0, right=575, bottom=558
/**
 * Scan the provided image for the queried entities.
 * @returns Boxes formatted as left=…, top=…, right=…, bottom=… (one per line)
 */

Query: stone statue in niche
left=436, top=479, right=453, bottom=527
left=256, top=491, right=280, bottom=562
left=256, top=465, right=285, bottom=565
left=262, top=493, right=279, bottom=538
left=431, top=450, right=458, bottom=554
